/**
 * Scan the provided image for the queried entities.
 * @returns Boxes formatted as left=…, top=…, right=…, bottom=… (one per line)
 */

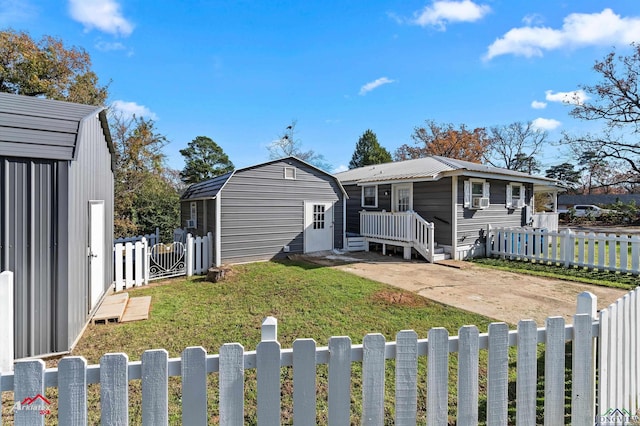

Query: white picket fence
left=113, top=232, right=213, bottom=291
left=3, top=290, right=639, bottom=424
left=113, top=227, right=160, bottom=247
left=487, top=226, right=640, bottom=274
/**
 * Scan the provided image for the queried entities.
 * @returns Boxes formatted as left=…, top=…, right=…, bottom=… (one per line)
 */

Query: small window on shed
left=284, top=167, right=296, bottom=179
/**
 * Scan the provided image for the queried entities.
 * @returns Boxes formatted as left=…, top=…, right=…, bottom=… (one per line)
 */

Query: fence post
left=207, top=232, right=213, bottom=268
left=576, top=291, right=597, bottom=421
left=261, top=317, right=278, bottom=341
left=142, top=237, right=149, bottom=285
left=186, top=234, right=194, bottom=277
left=0, top=271, right=14, bottom=373
left=563, top=229, right=574, bottom=268
left=155, top=227, right=160, bottom=246
left=485, top=224, right=492, bottom=258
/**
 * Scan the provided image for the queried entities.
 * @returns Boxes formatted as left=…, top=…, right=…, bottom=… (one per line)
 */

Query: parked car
left=558, top=204, right=612, bottom=218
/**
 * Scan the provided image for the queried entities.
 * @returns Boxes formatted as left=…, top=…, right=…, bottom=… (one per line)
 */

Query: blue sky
left=2, top=0, right=640, bottom=173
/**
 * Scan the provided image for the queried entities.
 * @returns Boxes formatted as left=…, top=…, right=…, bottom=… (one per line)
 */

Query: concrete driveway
left=302, top=251, right=629, bottom=325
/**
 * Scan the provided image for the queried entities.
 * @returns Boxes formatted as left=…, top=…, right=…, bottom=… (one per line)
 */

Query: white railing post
left=0, top=271, right=14, bottom=373
left=563, top=229, right=573, bottom=268
left=261, top=317, right=278, bottom=341
left=142, top=237, right=149, bottom=285
left=486, top=224, right=492, bottom=258
left=186, top=234, right=194, bottom=277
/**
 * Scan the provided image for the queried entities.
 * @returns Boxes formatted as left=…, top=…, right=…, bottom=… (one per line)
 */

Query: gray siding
left=344, top=183, right=392, bottom=234
left=1, top=159, right=60, bottom=358
left=456, top=179, right=532, bottom=245
left=413, top=178, right=453, bottom=246
left=65, top=114, right=114, bottom=350
left=220, top=159, right=343, bottom=264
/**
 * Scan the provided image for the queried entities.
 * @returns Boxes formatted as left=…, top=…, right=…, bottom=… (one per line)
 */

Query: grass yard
left=473, top=257, right=640, bottom=290
left=3, top=260, right=570, bottom=424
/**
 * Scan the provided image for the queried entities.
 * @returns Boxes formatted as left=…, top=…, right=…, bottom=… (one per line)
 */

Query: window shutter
left=506, top=184, right=513, bottom=208
left=463, top=180, right=471, bottom=207
left=483, top=182, right=490, bottom=199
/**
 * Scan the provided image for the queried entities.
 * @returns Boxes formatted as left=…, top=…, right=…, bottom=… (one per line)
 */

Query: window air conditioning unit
left=186, top=219, right=196, bottom=228
left=472, top=197, right=490, bottom=209
left=515, top=199, right=526, bottom=209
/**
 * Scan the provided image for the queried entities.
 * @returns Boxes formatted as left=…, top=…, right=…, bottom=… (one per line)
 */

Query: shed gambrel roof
left=334, top=155, right=560, bottom=187
left=180, top=156, right=348, bottom=201
left=0, top=92, right=113, bottom=161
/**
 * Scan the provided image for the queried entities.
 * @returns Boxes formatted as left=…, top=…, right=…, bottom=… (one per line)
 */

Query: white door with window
left=392, top=183, right=413, bottom=212
left=304, top=201, right=333, bottom=253
left=89, top=201, right=105, bottom=310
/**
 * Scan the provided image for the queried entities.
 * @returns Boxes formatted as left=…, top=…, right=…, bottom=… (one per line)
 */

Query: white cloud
left=359, top=77, right=395, bottom=95
left=69, top=0, right=134, bottom=36
left=412, top=0, right=490, bottom=29
left=333, top=164, right=349, bottom=173
left=95, top=41, right=126, bottom=51
left=110, top=100, right=157, bottom=120
left=531, top=100, right=547, bottom=109
left=485, top=8, right=640, bottom=60
left=532, top=118, right=561, bottom=130
left=545, top=89, right=589, bottom=105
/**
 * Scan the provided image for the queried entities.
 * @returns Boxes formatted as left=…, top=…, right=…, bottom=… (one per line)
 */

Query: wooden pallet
left=121, top=296, right=151, bottom=322
left=92, top=293, right=129, bottom=324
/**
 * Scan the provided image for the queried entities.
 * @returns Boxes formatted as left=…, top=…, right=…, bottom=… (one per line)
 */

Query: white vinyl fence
left=487, top=226, right=640, bottom=274
left=113, top=232, right=213, bottom=291
left=113, top=228, right=160, bottom=247
left=3, top=290, right=638, bottom=424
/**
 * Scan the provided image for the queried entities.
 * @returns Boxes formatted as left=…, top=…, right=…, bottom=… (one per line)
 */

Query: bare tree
left=267, top=120, right=332, bottom=171
left=484, top=121, right=546, bottom=172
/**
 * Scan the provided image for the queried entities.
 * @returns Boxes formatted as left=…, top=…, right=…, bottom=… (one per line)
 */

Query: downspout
left=215, top=194, right=221, bottom=267
left=451, top=176, right=458, bottom=260
left=342, top=194, right=347, bottom=250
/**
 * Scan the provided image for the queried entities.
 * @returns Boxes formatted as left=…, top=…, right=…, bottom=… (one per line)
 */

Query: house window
left=313, top=204, right=325, bottom=229
left=284, top=167, right=296, bottom=180
left=464, top=179, right=490, bottom=209
left=506, top=183, right=526, bottom=209
left=188, top=202, right=198, bottom=228
left=362, top=185, right=378, bottom=207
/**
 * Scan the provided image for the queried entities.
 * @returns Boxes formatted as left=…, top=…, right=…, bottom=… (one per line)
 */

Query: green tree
left=545, top=162, right=581, bottom=186
left=0, top=29, right=108, bottom=105
left=349, top=129, right=392, bottom=169
left=267, top=121, right=332, bottom=171
left=180, top=136, right=234, bottom=184
left=110, top=113, right=179, bottom=240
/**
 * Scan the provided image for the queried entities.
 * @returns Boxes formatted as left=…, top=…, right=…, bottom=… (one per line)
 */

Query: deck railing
left=360, top=211, right=435, bottom=262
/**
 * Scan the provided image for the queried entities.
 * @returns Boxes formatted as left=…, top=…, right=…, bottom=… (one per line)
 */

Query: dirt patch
left=371, top=289, right=429, bottom=307
left=303, top=251, right=629, bottom=325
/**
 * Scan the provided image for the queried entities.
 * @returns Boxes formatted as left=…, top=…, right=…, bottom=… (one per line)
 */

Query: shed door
left=304, top=201, right=333, bottom=253
left=89, top=201, right=105, bottom=310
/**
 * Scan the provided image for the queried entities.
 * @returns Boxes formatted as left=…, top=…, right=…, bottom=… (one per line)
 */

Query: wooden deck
left=92, top=293, right=151, bottom=324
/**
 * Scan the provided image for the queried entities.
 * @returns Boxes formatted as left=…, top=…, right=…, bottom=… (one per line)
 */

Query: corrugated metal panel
left=0, top=92, right=101, bottom=161
left=220, top=159, right=343, bottom=263
left=65, top=114, right=114, bottom=349
left=1, top=158, right=58, bottom=358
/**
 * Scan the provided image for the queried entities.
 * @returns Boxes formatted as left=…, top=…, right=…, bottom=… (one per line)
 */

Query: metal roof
left=334, top=155, right=559, bottom=185
left=0, top=92, right=112, bottom=161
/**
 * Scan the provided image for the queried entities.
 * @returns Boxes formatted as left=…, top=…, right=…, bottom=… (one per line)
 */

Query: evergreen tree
left=349, top=130, right=392, bottom=169
left=180, top=136, right=234, bottom=184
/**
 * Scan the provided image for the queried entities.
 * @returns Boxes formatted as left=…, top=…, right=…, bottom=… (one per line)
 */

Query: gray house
left=180, top=157, right=347, bottom=265
left=0, top=93, right=114, bottom=358
left=335, top=156, right=561, bottom=260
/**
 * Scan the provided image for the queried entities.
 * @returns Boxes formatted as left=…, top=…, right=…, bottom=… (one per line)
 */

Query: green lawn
left=61, top=260, right=497, bottom=424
